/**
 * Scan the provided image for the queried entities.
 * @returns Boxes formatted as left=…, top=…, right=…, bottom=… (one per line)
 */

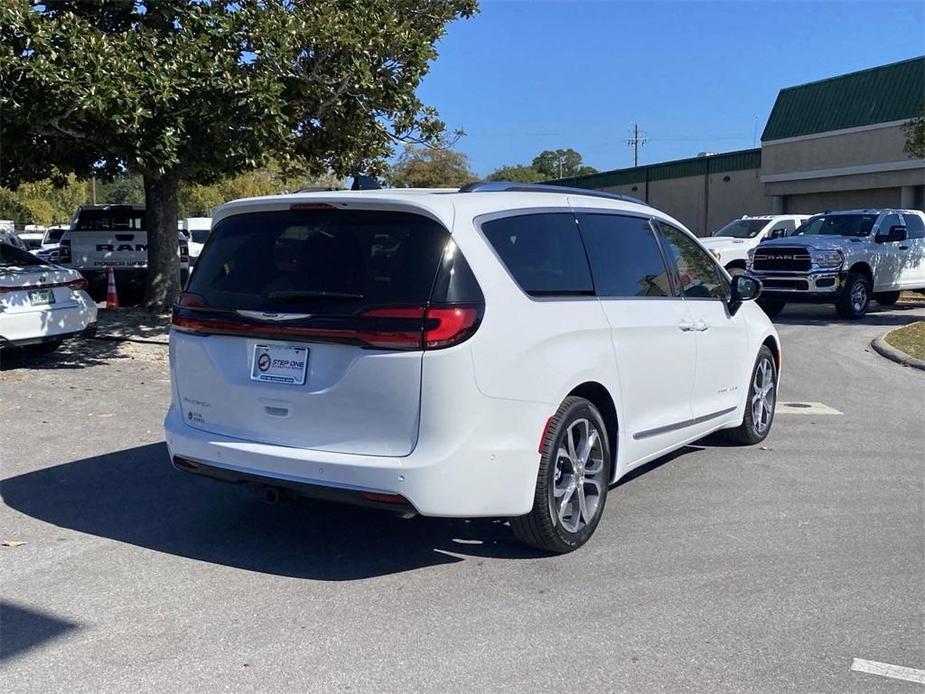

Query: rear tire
left=757, top=299, right=786, bottom=318
left=836, top=272, right=870, bottom=319
left=511, top=396, right=611, bottom=554
left=722, top=345, right=777, bottom=445
left=874, top=291, right=900, bottom=306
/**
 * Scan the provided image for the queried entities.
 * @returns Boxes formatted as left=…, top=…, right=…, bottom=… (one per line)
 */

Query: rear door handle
left=694, top=320, right=710, bottom=332
left=679, top=320, right=695, bottom=332
left=899, top=245, right=909, bottom=250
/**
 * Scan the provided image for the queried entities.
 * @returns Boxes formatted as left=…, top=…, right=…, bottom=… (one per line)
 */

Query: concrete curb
left=871, top=331, right=925, bottom=371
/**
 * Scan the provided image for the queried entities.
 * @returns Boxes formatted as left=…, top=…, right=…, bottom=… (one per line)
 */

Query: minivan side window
left=903, top=213, right=925, bottom=239
left=481, top=213, right=594, bottom=296
left=576, top=213, right=674, bottom=297
left=657, top=222, right=728, bottom=299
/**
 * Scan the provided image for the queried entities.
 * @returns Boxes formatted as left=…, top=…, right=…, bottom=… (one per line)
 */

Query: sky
left=416, top=0, right=925, bottom=177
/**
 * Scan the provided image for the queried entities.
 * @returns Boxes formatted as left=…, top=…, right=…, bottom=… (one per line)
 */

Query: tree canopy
left=485, top=164, right=546, bottom=183
left=531, top=149, right=597, bottom=180
left=386, top=143, right=476, bottom=188
left=903, top=115, right=925, bottom=159
left=1, top=0, right=476, bottom=310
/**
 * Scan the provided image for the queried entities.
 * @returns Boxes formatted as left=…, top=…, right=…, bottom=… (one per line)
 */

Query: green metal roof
left=548, top=148, right=761, bottom=189
left=762, top=56, right=925, bottom=142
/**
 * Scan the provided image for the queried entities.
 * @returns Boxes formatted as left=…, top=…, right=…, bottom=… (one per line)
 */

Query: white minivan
left=165, top=183, right=780, bottom=553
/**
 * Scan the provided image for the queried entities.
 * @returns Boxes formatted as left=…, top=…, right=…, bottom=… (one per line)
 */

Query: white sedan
left=0, top=242, right=97, bottom=353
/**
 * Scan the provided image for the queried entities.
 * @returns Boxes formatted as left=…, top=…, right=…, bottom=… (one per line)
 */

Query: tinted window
left=658, top=222, right=727, bottom=299
left=187, top=210, right=452, bottom=314
left=45, top=228, right=65, bottom=243
left=794, top=214, right=877, bottom=237
left=577, top=213, right=673, bottom=297
left=0, top=242, right=46, bottom=267
left=771, top=219, right=796, bottom=234
left=877, top=214, right=901, bottom=237
left=75, top=208, right=145, bottom=231
left=903, top=213, right=925, bottom=239
left=481, top=213, right=593, bottom=296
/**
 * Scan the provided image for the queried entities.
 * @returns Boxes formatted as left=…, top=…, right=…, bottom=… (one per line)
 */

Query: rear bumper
left=163, top=392, right=549, bottom=518
left=0, top=295, right=98, bottom=347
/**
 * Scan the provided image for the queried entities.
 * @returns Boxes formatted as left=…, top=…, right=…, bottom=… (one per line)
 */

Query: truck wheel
left=836, top=273, right=870, bottom=319
left=722, top=345, right=777, bottom=445
left=757, top=299, right=785, bottom=318
left=511, top=397, right=611, bottom=554
left=874, top=291, right=900, bottom=306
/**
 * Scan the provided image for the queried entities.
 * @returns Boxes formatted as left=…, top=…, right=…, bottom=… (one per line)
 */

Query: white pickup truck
left=700, top=215, right=809, bottom=276
left=57, top=205, right=189, bottom=298
left=747, top=208, right=925, bottom=319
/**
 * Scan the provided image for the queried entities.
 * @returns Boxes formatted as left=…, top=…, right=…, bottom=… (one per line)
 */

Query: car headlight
left=811, top=249, right=844, bottom=268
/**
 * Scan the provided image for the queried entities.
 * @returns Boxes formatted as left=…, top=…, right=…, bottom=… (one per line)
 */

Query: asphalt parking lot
left=2, top=303, right=923, bottom=693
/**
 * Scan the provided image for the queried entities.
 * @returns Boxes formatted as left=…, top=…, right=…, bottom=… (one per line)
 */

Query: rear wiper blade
left=267, top=290, right=364, bottom=301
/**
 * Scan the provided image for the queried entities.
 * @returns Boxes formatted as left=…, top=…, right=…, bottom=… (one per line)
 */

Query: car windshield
left=45, top=228, right=65, bottom=243
left=712, top=219, right=769, bottom=238
left=0, top=242, right=47, bottom=267
left=793, top=214, right=878, bottom=238
left=190, top=229, right=210, bottom=244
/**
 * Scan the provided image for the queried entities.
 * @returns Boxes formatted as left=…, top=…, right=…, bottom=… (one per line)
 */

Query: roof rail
left=458, top=181, right=646, bottom=205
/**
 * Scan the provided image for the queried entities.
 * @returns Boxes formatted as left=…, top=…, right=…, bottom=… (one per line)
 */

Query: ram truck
left=748, top=209, right=925, bottom=319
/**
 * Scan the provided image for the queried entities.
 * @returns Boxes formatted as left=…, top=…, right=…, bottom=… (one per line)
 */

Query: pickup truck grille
left=753, top=247, right=812, bottom=272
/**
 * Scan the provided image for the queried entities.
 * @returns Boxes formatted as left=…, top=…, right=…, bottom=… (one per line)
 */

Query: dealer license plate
left=250, top=344, right=309, bottom=385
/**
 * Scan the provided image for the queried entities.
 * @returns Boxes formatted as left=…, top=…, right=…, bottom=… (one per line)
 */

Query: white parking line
left=851, top=658, right=925, bottom=685
left=775, top=401, right=843, bottom=415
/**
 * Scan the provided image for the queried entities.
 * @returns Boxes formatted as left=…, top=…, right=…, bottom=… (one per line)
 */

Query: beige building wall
left=602, top=168, right=766, bottom=236
left=761, top=122, right=910, bottom=175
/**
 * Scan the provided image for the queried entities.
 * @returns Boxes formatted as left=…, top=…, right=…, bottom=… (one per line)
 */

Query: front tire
left=722, top=345, right=777, bottom=445
left=874, top=291, right=900, bottom=306
left=836, top=272, right=870, bottom=319
left=511, top=396, right=611, bottom=554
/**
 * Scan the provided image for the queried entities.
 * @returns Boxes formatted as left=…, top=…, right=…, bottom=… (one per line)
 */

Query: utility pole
left=91, top=176, right=97, bottom=205
left=627, top=123, right=647, bottom=167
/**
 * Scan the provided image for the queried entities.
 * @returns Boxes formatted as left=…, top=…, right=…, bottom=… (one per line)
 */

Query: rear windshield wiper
left=267, top=290, right=364, bottom=302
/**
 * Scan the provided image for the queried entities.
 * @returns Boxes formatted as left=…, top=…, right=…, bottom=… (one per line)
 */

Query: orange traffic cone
left=106, top=265, right=119, bottom=309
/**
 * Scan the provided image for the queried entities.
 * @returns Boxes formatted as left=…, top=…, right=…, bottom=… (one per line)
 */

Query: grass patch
left=884, top=321, right=925, bottom=361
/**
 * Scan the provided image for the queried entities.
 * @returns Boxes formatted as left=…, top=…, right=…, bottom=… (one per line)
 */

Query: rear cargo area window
left=75, top=208, right=146, bottom=231
left=186, top=209, right=451, bottom=314
left=481, top=213, right=593, bottom=296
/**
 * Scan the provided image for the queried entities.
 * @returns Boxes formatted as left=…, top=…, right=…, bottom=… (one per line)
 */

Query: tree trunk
left=143, top=172, right=181, bottom=312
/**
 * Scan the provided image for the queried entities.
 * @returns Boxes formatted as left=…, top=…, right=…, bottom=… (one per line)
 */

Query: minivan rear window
left=75, top=208, right=146, bottom=231
left=481, top=213, right=593, bottom=296
left=186, top=209, right=452, bottom=314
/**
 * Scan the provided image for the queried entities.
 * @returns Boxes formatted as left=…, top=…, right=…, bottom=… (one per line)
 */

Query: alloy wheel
left=551, top=418, right=606, bottom=533
left=751, top=357, right=776, bottom=435
left=851, top=281, right=867, bottom=313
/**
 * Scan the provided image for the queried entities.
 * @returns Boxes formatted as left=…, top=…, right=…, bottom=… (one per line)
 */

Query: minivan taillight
left=361, top=305, right=482, bottom=350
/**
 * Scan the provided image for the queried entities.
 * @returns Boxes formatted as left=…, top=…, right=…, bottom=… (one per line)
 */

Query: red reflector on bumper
left=360, top=492, right=408, bottom=505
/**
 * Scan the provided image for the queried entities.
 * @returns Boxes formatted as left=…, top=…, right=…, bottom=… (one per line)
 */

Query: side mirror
left=768, top=228, right=787, bottom=240
left=729, top=274, right=761, bottom=315
left=877, top=225, right=907, bottom=243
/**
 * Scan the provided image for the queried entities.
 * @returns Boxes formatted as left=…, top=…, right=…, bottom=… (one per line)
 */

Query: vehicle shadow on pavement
left=1, top=443, right=550, bottom=580
left=0, top=337, right=132, bottom=371
left=0, top=601, right=79, bottom=663
left=772, top=302, right=925, bottom=327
